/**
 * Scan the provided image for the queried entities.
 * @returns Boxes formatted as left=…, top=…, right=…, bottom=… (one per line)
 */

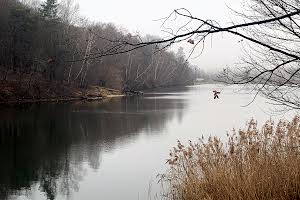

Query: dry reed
left=161, top=116, right=300, bottom=200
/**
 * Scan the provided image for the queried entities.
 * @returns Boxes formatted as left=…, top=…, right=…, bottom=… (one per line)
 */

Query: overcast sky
left=76, top=0, right=245, bottom=71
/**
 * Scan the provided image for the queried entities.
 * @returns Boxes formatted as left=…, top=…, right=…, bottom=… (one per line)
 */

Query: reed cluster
left=162, top=116, right=300, bottom=200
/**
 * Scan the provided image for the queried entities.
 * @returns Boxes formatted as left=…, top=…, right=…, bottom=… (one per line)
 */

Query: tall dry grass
left=161, top=116, right=300, bottom=200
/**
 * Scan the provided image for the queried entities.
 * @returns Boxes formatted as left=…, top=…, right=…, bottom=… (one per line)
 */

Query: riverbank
left=0, top=81, right=123, bottom=105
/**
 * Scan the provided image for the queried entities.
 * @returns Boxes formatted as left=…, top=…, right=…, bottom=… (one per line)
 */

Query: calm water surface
left=0, top=84, right=295, bottom=200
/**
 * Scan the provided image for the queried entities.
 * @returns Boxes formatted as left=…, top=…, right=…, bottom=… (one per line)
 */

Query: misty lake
left=0, top=84, right=294, bottom=200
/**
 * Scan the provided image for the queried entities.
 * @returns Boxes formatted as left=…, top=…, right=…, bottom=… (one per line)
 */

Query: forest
left=0, top=0, right=200, bottom=103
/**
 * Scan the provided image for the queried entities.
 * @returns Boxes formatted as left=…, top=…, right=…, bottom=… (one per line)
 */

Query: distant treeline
left=0, top=0, right=200, bottom=91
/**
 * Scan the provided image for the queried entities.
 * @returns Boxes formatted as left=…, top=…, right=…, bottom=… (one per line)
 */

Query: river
left=0, top=84, right=295, bottom=200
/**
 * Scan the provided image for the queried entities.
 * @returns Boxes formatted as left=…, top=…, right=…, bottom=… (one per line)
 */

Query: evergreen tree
left=40, top=0, right=58, bottom=20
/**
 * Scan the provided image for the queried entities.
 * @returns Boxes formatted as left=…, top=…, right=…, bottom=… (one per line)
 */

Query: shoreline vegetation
left=0, top=80, right=123, bottom=105
left=0, top=77, right=217, bottom=105
left=0, top=79, right=203, bottom=105
left=0, top=75, right=205, bottom=105
left=162, top=116, right=300, bottom=200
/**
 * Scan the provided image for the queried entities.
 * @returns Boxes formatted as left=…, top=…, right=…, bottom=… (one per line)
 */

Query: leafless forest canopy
left=0, top=0, right=202, bottom=97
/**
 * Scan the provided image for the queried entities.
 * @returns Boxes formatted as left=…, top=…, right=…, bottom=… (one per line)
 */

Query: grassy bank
left=0, top=80, right=122, bottom=105
left=162, top=116, right=300, bottom=200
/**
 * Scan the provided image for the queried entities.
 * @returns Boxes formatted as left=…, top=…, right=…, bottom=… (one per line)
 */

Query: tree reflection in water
left=0, top=94, right=188, bottom=200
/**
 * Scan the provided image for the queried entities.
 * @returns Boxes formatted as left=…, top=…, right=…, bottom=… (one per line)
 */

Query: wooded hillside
left=0, top=0, right=199, bottom=102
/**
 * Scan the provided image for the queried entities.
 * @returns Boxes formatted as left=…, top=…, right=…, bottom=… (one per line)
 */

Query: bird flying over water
left=213, top=90, right=220, bottom=99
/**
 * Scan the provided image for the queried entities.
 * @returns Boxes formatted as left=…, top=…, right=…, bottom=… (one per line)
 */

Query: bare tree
left=0, top=0, right=199, bottom=101
left=74, top=0, right=300, bottom=108
left=222, top=0, right=300, bottom=109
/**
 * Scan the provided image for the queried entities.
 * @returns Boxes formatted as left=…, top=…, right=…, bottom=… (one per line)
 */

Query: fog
left=77, top=0, right=244, bottom=70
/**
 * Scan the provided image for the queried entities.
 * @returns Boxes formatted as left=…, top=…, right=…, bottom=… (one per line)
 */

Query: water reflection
left=0, top=91, right=190, bottom=200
